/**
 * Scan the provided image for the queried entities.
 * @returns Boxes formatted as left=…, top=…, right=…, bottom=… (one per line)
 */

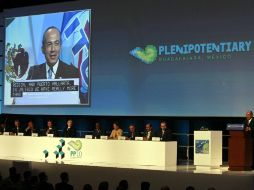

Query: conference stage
left=0, top=136, right=253, bottom=190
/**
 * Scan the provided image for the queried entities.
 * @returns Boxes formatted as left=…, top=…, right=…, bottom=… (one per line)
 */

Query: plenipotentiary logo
left=129, top=45, right=158, bottom=64
left=130, top=40, right=253, bottom=64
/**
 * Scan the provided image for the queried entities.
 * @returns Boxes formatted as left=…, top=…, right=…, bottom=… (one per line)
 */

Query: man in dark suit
left=0, top=123, right=7, bottom=135
left=62, top=119, right=76, bottom=138
left=156, top=121, right=172, bottom=141
left=26, top=26, right=79, bottom=80
left=43, top=120, right=58, bottom=137
left=24, top=121, right=37, bottom=136
left=127, top=124, right=140, bottom=140
left=11, top=119, right=24, bottom=135
left=92, top=122, right=105, bottom=139
left=143, top=123, right=155, bottom=141
left=244, top=110, right=254, bottom=169
left=244, top=111, right=254, bottom=135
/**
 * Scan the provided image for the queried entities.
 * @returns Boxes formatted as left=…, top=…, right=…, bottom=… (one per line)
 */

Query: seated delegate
left=126, top=124, right=140, bottom=140
left=43, top=120, right=58, bottom=137
left=109, top=122, right=123, bottom=139
left=92, top=122, right=105, bottom=139
left=156, top=121, right=172, bottom=141
left=143, top=123, right=154, bottom=141
left=62, top=119, right=76, bottom=138
left=10, top=119, right=24, bottom=136
left=24, top=121, right=37, bottom=136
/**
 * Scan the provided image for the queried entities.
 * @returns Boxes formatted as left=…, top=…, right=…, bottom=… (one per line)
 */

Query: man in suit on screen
left=26, top=26, right=79, bottom=80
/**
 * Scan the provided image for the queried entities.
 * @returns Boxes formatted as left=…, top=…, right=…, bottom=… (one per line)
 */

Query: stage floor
left=0, top=159, right=254, bottom=190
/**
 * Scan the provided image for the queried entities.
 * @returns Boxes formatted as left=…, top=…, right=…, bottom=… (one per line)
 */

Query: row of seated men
left=0, top=119, right=173, bottom=141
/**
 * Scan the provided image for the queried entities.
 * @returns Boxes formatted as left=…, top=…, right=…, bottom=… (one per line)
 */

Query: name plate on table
left=100, top=135, right=108, bottom=140
left=18, top=133, right=24, bottom=136
left=3, top=132, right=9, bottom=136
left=135, top=137, right=143, bottom=141
left=118, top=136, right=126, bottom=140
left=85, top=135, right=93, bottom=139
left=32, top=133, right=38, bottom=137
left=152, top=137, right=161, bottom=141
left=47, top=134, right=54, bottom=137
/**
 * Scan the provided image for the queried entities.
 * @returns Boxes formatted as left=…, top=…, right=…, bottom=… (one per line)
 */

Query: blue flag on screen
left=60, top=10, right=90, bottom=103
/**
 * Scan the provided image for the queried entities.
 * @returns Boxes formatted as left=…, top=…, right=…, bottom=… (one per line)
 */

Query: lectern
left=228, top=131, right=253, bottom=171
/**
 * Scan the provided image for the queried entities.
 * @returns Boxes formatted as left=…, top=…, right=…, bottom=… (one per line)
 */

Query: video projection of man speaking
left=4, top=10, right=91, bottom=106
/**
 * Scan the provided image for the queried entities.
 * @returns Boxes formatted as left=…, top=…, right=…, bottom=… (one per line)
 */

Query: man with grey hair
left=27, top=26, right=79, bottom=80
left=244, top=110, right=254, bottom=133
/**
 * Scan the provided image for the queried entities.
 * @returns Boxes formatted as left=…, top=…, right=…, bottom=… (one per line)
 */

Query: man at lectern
left=26, top=26, right=79, bottom=80
left=244, top=111, right=254, bottom=135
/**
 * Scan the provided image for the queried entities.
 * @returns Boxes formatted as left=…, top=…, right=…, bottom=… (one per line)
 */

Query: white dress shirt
left=46, top=60, right=59, bottom=79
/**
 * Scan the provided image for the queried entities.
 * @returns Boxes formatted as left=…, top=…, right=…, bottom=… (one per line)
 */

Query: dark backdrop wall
left=1, top=0, right=254, bottom=116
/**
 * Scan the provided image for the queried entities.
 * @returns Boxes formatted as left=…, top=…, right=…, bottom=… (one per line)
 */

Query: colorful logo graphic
left=68, top=140, right=83, bottom=158
left=68, top=140, right=82, bottom=151
left=43, top=139, right=65, bottom=159
left=195, top=140, right=209, bottom=154
left=129, top=45, right=158, bottom=64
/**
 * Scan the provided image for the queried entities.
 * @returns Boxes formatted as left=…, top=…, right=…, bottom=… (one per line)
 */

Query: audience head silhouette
left=83, top=183, right=93, bottom=190
left=98, top=181, right=109, bottom=190
left=141, top=181, right=150, bottom=190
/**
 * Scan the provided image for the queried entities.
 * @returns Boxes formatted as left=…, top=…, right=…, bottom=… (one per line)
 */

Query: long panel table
left=0, top=136, right=177, bottom=167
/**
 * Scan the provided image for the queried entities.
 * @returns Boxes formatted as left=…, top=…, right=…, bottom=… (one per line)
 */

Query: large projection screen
left=4, top=9, right=91, bottom=106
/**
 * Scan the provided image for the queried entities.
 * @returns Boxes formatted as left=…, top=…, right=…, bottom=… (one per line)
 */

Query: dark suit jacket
left=156, top=128, right=172, bottom=141
left=43, top=128, right=58, bottom=137
left=11, top=126, right=24, bottom=135
left=62, top=127, right=76, bottom=138
left=143, top=130, right=155, bottom=141
left=92, top=129, right=105, bottom=139
left=24, top=128, right=37, bottom=136
left=0, top=127, right=7, bottom=134
left=127, top=131, right=141, bottom=140
left=244, top=118, right=254, bottom=129
left=244, top=118, right=254, bottom=136
left=26, top=60, right=79, bottom=80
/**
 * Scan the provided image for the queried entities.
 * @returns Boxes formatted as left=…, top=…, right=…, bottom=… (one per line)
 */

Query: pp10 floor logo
left=67, top=140, right=83, bottom=158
